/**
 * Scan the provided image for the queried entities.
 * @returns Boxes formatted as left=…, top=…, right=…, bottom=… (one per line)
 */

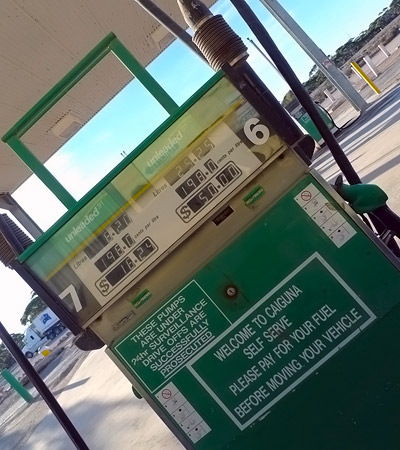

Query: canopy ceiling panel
left=0, top=0, right=216, bottom=194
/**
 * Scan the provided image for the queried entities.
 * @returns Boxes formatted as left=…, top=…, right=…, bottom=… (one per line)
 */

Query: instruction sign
left=187, top=253, right=375, bottom=430
left=112, top=174, right=400, bottom=450
left=114, top=281, right=232, bottom=392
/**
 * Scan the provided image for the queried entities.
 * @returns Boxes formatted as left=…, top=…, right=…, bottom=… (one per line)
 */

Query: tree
left=0, top=334, right=24, bottom=370
left=308, top=64, right=318, bottom=78
left=20, top=292, right=47, bottom=326
left=281, top=90, right=295, bottom=108
left=0, top=343, right=15, bottom=370
left=292, top=0, right=400, bottom=97
left=11, top=333, right=24, bottom=349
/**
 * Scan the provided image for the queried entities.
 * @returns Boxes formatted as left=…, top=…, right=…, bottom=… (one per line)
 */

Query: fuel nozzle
left=177, top=0, right=248, bottom=70
left=177, top=0, right=212, bottom=30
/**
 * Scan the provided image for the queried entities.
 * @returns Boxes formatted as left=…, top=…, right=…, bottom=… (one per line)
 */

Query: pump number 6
left=244, top=118, right=270, bottom=145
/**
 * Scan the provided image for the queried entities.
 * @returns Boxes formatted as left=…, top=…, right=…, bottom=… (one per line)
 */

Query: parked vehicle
left=22, top=307, right=66, bottom=358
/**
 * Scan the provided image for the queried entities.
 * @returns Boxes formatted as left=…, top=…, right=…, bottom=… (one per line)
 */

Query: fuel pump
left=1, top=4, right=400, bottom=450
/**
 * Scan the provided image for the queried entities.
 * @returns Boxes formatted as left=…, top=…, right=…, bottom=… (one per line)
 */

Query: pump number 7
left=59, top=284, right=83, bottom=312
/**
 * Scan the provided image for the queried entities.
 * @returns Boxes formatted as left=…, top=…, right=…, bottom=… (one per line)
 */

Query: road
left=0, top=84, right=399, bottom=450
left=0, top=333, right=92, bottom=449
left=313, top=83, right=400, bottom=215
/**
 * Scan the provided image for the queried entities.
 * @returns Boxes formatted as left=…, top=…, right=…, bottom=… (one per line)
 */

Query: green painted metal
left=6, top=136, right=76, bottom=209
left=290, top=104, right=334, bottom=143
left=130, top=289, right=153, bottom=309
left=338, top=183, right=388, bottom=214
left=1, top=31, right=178, bottom=142
left=2, top=31, right=179, bottom=211
left=17, top=71, right=224, bottom=263
left=1, top=33, right=116, bottom=142
left=1, top=369, right=33, bottom=403
left=113, top=174, right=400, bottom=449
left=109, top=39, right=179, bottom=114
left=243, top=185, right=265, bottom=207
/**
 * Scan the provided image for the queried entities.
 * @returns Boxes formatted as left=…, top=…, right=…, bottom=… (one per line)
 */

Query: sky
left=0, top=0, right=392, bottom=333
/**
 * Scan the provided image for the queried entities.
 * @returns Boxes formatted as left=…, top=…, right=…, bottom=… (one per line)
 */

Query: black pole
left=0, top=214, right=25, bottom=255
left=133, top=0, right=205, bottom=59
left=0, top=321, right=90, bottom=450
left=176, top=0, right=313, bottom=161
left=0, top=215, right=82, bottom=335
left=227, top=0, right=362, bottom=185
left=221, top=60, right=312, bottom=161
left=11, top=261, right=82, bottom=335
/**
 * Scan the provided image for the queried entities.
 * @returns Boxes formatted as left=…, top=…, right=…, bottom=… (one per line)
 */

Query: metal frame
left=310, top=169, right=400, bottom=271
left=0, top=321, right=89, bottom=450
left=1, top=32, right=180, bottom=209
left=0, top=193, right=42, bottom=239
left=17, top=71, right=224, bottom=263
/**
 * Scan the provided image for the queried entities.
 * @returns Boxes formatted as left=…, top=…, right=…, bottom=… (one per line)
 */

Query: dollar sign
left=99, top=279, right=110, bottom=294
left=179, top=205, right=191, bottom=221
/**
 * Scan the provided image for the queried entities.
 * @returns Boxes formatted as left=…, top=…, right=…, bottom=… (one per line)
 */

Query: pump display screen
left=175, top=170, right=206, bottom=199
left=20, top=76, right=284, bottom=325
left=83, top=230, right=114, bottom=259
left=110, top=212, right=132, bottom=234
left=164, top=156, right=195, bottom=186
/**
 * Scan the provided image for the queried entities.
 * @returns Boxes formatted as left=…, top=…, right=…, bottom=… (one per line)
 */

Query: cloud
left=0, top=263, right=32, bottom=333
left=13, top=176, right=68, bottom=230
left=93, top=131, right=112, bottom=144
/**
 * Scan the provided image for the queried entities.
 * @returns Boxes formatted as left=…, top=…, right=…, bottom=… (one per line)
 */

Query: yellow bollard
left=351, top=62, right=380, bottom=94
left=40, top=346, right=51, bottom=357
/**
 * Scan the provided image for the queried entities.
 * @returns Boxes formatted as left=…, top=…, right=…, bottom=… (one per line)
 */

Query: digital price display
left=22, top=76, right=277, bottom=325
left=83, top=230, right=113, bottom=259
left=122, top=233, right=135, bottom=248
left=192, top=138, right=215, bottom=160
left=164, top=156, right=195, bottom=186
left=187, top=184, right=218, bottom=213
left=216, top=164, right=241, bottom=187
left=94, top=244, right=124, bottom=273
left=133, top=238, right=157, bottom=262
left=204, top=159, right=218, bottom=174
left=176, top=162, right=242, bottom=223
left=175, top=170, right=206, bottom=199
left=95, top=237, right=158, bottom=296
left=105, top=256, right=136, bottom=287
left=111, top=212, right=132, bottom=235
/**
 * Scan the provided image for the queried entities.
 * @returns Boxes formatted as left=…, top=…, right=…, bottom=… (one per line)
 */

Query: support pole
left=226, top=0, right=362, bottom=184
left=363, top=56, right=379, bottom=78
left=323, top=89, right=335, bottom=103
left=133, top=0, right=205, bottom=59
left=0, top=322, right=90, bottom=450
left=378, top=44, right=390, bottom=58
left=258, top=0, right=368, bottom=112
left=1, top=368, right=33, bottom=403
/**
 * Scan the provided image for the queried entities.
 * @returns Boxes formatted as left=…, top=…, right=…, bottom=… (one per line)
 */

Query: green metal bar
left=109, top=39, right=179, bottom=115
left=1, top=33, right=116, bottom=142
left=17, top=71, right=224, bottom=263
left=6, top=136, right=76, bottom=209
left=1, top=369, right=33, bottom=403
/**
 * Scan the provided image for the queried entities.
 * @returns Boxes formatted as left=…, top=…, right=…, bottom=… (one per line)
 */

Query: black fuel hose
left=228, top=0, right=362, bottom=185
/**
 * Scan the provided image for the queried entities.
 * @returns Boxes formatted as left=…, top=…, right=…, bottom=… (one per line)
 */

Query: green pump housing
left=3, top=34, right=400, bottom=450
left=338, top=182, right=388, bottom=214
